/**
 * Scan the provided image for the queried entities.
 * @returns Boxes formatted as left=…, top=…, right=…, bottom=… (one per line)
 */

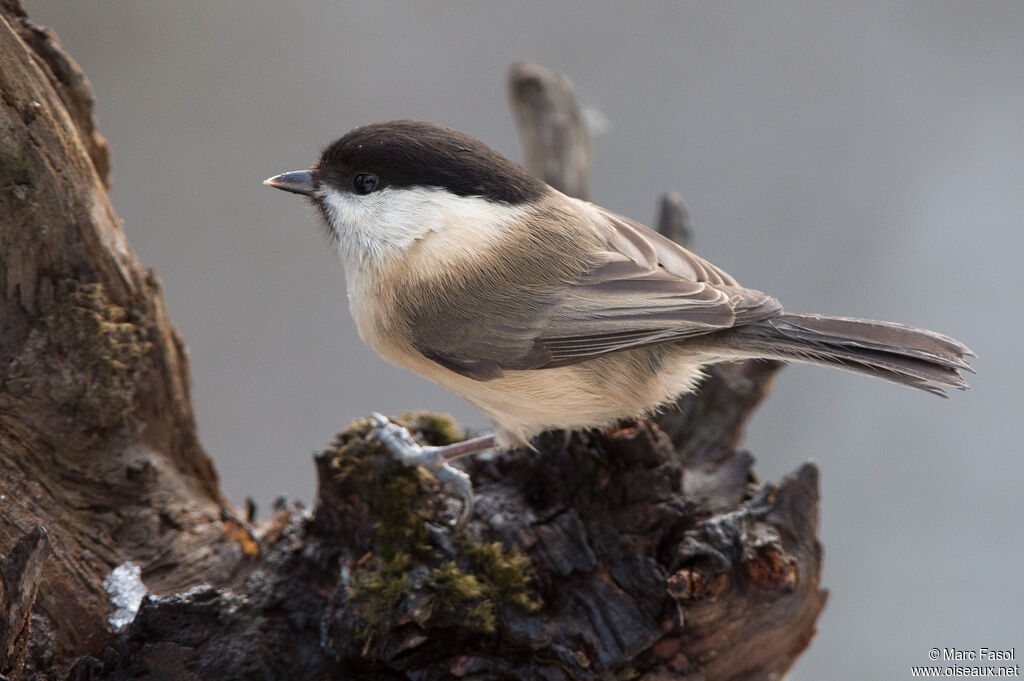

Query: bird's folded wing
left=411, top=205, right=781, bottom=380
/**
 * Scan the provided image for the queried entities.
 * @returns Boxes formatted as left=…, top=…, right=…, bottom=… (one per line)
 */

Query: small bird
left=266, top=120, right=973, bottom=519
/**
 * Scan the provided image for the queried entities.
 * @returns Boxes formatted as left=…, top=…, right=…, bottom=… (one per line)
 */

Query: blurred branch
left=656, top=190, right=693, bottom=249
left=508, top=61, right=591, bottom=200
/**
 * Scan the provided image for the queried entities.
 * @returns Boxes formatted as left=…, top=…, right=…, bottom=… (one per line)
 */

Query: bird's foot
left=370, top=413, right=475, bottom=525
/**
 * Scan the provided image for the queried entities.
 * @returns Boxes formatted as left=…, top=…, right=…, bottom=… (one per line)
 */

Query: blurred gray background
left=30, top=2, right=1023, bottom=678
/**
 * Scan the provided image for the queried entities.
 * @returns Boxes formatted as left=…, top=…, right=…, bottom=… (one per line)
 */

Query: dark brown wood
left=0, top=526, right=50, bottom=675
left=0, top=12, right=826, bottom=678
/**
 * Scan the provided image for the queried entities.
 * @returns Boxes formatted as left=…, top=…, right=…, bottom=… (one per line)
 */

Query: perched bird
left=265, top=120, right=973, bottom=519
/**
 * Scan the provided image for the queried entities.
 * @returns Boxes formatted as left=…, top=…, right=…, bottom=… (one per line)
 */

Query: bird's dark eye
left=352, top=173, right=379, bottom=195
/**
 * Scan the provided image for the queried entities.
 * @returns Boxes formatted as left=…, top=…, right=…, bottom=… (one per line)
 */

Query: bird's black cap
left=314, top=120, right=547, bottom=205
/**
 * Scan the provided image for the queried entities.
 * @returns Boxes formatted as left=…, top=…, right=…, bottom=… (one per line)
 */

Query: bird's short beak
left=263, top=170, right=316, bottom=196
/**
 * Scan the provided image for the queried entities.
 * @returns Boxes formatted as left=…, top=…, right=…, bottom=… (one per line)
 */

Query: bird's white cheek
left=319, top=185, right=532, bottom=274
left=319, top=189, right=363, bottom=240
left=319, top=187, right=430, bottom=267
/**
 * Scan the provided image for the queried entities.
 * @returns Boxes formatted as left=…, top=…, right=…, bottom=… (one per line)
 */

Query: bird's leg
left=369, top=413, right=495, bottom=524
left=437, top=432, right=497, bottom=461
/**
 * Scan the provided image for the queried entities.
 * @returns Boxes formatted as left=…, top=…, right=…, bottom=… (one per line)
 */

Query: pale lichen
left=102, top=561, right=147, bottom=630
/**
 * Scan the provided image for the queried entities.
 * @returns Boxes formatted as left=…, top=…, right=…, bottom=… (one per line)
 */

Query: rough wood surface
left=0, top=526, right=50, bottom=674
left=66, top=416, right=824, bottom=681
left=0, top=4, right=245, bottom=677
left=0, top=9, right=827, bottom=678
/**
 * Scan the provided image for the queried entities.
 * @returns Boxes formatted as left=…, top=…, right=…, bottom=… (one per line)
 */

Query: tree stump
left=0, top=5, right=826, bottom=679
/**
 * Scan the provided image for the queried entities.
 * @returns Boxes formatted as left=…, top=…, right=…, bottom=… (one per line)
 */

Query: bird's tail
left=724, top=313, right=975, bottom=396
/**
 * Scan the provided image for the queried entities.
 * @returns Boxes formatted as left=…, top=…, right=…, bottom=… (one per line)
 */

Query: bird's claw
left=370, top=413, right=475, bottom=524
left=371, top=412, right=441, bottom=467
left=434, top=464, right=474, bottom=525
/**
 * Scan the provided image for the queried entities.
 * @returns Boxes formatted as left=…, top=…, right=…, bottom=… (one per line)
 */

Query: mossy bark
left=0, top=2, right=238, bottom=675
left=0, top=5, right=827, bottom=679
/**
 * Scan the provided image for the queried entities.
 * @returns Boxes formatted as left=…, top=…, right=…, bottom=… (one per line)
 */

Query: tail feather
left=727, top=313, right=975, bottom=396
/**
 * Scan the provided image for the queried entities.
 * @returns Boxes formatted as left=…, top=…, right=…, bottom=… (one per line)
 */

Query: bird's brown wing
left=409, top=205, right=781, bottom=380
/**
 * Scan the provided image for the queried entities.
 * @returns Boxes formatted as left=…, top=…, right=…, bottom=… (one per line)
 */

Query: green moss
left=350, top=529, right=541, bottom=651
left=349, top=552, right=416, bottom=648
left=336, top=415, right=542, bottom=654
left=330, top=420, right=434, bottom=649
left=326, top=423, right=433, bottom=559
left=400, top=410, right=462, bottom=446
left=423, top=560, right=494, bottom=632
left=462, top=540, right=542, bottom=613
left=375, top=474, right=432, bottom=559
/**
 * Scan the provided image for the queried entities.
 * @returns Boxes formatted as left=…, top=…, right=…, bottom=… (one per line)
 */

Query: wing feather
left=409, top=201, right=781, bottom=378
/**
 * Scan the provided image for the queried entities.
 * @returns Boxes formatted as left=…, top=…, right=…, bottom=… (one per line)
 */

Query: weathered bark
left=0, top=4, right=827, bottom=677
left=0, top=3, right=246, bottom=676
